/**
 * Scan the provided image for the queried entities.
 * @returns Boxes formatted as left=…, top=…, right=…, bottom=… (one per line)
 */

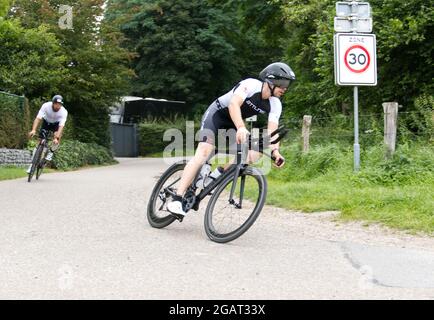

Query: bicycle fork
left=229, top=173, right=246, bottom=209
left=228, top=144, right=248, bottom=209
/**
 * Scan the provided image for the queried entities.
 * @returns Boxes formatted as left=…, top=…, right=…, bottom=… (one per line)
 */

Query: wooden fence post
left=302, top=115, right=312, bottom=153
left=383, top=102, right=398, bottom=158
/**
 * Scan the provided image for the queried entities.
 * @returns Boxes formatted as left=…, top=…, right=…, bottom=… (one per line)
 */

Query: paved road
left=1, top=158, right=434, bottom=299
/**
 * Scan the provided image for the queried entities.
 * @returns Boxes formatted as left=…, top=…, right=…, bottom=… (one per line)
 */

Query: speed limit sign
left=334, top=33, right=377, bottom=86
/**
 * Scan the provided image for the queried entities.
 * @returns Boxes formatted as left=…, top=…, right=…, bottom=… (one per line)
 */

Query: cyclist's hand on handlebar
left=53, top=132, right=61, bottom=144
left=271, top=150, right=285, bottom=168
left=28, top=130, right=36, bottom=139
left=236, top=126, right=250, bottom=144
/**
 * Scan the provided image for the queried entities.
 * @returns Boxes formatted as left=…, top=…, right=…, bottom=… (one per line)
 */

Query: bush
left=399, top=94, right=434, bottom=142
left=0, top=93, right=29, bottom=148
left=138, top=115, right=201, bottom=156
left=51, top=140, right=116, bottom=170
left=354, top=143, right=434, bottom=186
left=270, top=141, right=434, bottom=187
left=72, top=105, right=112, bottom=149
left=268, top=143, right=348, bottom=181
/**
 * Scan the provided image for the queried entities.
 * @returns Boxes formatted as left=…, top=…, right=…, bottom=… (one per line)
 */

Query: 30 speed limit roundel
left=344, top=45, right=370, bottom=73
left=334, top=33, right=377, bottom=86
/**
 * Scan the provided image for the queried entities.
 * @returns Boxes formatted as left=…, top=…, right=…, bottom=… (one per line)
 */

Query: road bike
left=147, top=126, right=288, bottom=243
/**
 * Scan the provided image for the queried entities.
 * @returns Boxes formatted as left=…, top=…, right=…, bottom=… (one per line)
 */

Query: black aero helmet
left=259, top=62, right=296, bottom=89
left=52, top=95, right=64, bottom=105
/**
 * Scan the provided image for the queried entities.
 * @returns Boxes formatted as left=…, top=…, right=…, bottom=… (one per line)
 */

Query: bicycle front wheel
left=36, top=147, right=48, bottom=180
left=204, top=166, right=267, bottom=243
left=28, top=144, right=43, bottom=183
left=36, top=160, right=45, bottom=180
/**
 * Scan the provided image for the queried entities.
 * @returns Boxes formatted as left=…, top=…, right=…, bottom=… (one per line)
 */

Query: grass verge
left=0, top=162, right=118, bottom=181
left=265, top=175, right=434, bottom=234
left=255, top=142, right=434, bottom=235
left=0, top=165, right=55, bottom=181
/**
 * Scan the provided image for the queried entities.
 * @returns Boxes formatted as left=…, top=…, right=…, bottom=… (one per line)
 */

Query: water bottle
left=203, top=166, right=224, bottom=188
left=196, top=163, right=211, bottom=189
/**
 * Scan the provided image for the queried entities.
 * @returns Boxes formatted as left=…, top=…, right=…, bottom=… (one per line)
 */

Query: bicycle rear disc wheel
left=204, top=167, right=267, bottom=243
left=147, top=161, right=187, bottom=229
left=28, top=145, right=43, bottom=183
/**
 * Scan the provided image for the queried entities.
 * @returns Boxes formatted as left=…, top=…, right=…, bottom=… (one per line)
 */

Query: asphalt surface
left=0, top=158, right=433, bottom=299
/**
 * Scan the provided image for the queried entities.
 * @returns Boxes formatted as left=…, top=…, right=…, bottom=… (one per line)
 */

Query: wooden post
left=383, top=102, right=398, bottom=158
left=302, top=115, right=312, bottom=153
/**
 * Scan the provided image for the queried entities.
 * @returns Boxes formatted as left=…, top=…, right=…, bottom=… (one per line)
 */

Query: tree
left=0, top=1, right=67, bottom=100
left=279, top=0, right=434, bottom=119
left=10, top=0, right=133, bottom=147
left=106, top=0, right=241, bottom=110
left=0, top=0, right=11, bottom=17
left=207, top=0, right=286, bottom=80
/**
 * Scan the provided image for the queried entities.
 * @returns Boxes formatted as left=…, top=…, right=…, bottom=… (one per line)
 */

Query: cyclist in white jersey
left=167, top=62, right=296, bottom=219
left=26, top=95, right=68, bottom=172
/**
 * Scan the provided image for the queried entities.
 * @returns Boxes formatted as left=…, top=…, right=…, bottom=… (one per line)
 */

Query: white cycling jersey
left=37, top=102, right=68, bottom=126
left=217, top=78, right=282, bottom=124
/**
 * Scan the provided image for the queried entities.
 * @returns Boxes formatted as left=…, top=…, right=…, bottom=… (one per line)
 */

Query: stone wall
left=0, top=148, right=32, bottom=166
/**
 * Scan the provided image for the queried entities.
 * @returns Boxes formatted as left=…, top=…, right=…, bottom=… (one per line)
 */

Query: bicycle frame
left=194, top=126, right=288, bottom=208
left=160, top=147, right=248, bottom=211
left=162, top=125, right=289, bottom=211
left=39, top=130, right=52, bottom=159
left=35, top=129, right=54, bottom=170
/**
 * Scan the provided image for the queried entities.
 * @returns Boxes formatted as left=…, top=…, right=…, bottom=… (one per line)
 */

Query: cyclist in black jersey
left=167, top=62, right=296, bottom=219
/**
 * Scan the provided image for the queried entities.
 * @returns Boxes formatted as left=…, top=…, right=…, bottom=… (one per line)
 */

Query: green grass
left=0, top=162, right=117, bottom=181
left=265, top=175, right=434, bottom=234
left=250, top=142, right=434, bottom=235
left=0, top=165, right=55, bottom=181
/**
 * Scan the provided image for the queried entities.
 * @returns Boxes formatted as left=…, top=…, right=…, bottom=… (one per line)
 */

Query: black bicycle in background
left=147, top=126, right=288, bottom=243
left=27, top=129, right=52, bottom=183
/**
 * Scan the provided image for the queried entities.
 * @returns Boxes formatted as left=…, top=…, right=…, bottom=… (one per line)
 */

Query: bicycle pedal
left=170, top=212, right=184, bottom=222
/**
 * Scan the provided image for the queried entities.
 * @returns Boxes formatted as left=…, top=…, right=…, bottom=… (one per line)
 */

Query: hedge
left=0, top=93, right=29, bottom=149
left=138, top=120, right=201, bottom=156
left=51, top=140, right=117, bottom=170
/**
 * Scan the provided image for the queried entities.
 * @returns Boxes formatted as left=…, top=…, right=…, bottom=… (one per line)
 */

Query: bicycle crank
left=182, top=190, right=196, bottom=212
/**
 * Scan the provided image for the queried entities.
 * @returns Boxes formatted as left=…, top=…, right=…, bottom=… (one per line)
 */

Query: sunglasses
left=271, top=78, right=292, bottom=89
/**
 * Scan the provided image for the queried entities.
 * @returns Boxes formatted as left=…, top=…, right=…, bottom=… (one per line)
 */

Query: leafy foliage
left=278, top=0, right=434, bottom=120
left=0, top=0, right=11, bottom=17
left=137, top=115, right=200, bottom=155
left=9, top=0, right=133, bottom=148
left=52, top=139, right=116, bottom=170
left=399, top=93, right=434, bottom=140
left=0, top=17, right=66, bottom=99
left=106, top=0, right=242, bottom=107
left=0, top=93, right=29, bottom=148
left=268, top=141, right=434, bottom=187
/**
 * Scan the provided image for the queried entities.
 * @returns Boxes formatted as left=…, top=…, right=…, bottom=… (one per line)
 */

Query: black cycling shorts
left=198, top=101, right=237, bottom=146
left=39, top=119, right=59, bottom=138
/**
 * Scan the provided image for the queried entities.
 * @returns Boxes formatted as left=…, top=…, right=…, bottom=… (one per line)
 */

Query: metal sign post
left=354, top=86, right=360, bottom=170
left=333, top=0, right=377, bottom=172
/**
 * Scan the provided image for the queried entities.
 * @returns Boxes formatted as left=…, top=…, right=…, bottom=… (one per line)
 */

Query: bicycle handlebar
left=32, top=129, right=53, bottom=140
left=247, top=125, right=289, bottom=154
left=232, top=125, right=288, bottom=166
left=214, top=125, right=288, bottom=165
